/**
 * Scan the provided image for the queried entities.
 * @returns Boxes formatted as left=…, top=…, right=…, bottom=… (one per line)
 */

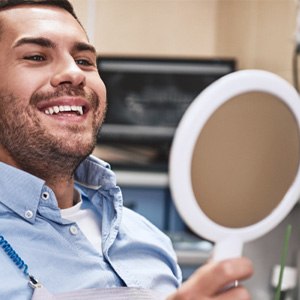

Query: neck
left=47, top=176, right=76, bottom=209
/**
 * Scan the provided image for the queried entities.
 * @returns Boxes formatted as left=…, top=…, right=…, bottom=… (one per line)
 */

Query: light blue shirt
left=0, top=156, right=181, bottom=300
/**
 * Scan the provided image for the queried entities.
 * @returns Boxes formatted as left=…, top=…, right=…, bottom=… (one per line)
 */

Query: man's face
left=0, top=5, right=106, bottom=172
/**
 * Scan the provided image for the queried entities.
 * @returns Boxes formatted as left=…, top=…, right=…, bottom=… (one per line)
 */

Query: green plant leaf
left=274, top=224, right=292, bottom=300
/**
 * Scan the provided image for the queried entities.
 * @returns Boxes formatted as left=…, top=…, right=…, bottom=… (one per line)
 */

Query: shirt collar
left=74, top=155, right=116, bottom=191
left=0, top=162, right=45, bottom=223
left=0, top=155, right=116, bottom=222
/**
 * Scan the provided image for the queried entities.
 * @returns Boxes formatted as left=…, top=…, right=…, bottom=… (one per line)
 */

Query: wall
left=71, top=0, right=297, bottom=82
left=71, top=0, right=218, bottom=57
left=215, top=1, right=297, bottom=82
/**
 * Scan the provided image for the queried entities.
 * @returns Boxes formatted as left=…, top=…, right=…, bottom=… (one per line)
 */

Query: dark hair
left=0, top=0, right=79, bottom=22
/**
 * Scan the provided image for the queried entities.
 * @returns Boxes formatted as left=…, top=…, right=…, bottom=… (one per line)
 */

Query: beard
left=0, top=85, right=105, bottom=182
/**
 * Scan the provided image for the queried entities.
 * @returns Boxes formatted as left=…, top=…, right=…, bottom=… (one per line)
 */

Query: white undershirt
left=61, top=197, right=102, bottom=250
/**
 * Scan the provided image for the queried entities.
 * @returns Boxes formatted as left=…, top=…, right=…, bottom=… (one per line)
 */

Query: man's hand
left=167, top=257, right=253, bottom=300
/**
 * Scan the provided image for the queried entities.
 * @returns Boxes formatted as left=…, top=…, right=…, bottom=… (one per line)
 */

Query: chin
left=63, top=139, right=96, bottom=157
left=47, top=128, right=98, bottom=161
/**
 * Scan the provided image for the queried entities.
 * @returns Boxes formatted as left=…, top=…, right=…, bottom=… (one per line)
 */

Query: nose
left=50, top=57, right=86, bottom=88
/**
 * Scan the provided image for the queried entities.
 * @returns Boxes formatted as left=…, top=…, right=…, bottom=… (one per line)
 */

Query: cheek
left=3, top=69, right=45, bottom=101
left=89, top=73, right=106, bottom=99
left=91, top=78, right=107, bottom=113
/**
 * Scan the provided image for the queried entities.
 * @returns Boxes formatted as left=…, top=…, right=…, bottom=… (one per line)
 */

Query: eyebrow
left=13, top=37, right=96, bottom=54
left=13, top=37, right=56, bottom=49
left=73, top=42, right=96, bottom=55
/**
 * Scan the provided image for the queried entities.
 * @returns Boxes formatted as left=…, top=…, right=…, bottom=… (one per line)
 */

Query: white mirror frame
left=169, top=70, right=300, bottom=261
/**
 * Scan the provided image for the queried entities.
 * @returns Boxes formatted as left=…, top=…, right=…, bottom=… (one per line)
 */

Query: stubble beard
left=0, top=87, right=104, bottom=183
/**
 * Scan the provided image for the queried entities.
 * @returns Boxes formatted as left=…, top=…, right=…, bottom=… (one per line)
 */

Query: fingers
left=215, top=285, right=251, bottom=300
left=166, top=257, right=253, bottom=300
left=199, top=257, right=253, bottom=295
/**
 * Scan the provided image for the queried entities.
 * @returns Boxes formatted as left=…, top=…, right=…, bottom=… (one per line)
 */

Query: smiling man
left=0, top=1, right=253, bottom=300
left=0, top=2, right=106, bottom=209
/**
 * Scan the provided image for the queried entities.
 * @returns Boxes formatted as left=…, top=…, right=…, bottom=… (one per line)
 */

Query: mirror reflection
left=191, top=91, right=300, bottom=228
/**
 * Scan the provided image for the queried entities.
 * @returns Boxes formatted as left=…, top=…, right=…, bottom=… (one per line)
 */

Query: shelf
left=115, top=170, right=169, bottom=187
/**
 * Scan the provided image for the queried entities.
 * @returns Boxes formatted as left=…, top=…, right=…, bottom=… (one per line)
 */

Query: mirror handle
left=212, top=236, right=243, bottom=262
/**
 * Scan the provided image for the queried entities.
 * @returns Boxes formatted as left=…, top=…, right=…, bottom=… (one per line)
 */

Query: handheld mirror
left=169, top=70, right=300, bottom=261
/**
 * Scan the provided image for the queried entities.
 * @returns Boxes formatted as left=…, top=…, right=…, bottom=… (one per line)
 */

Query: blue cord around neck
left=0, top=235, right=29, bottom=276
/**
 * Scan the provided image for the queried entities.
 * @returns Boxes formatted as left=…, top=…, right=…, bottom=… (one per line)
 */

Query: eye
left=23, top=55, right=46, bottom=62
left=75, top=58, right=95, bottom=67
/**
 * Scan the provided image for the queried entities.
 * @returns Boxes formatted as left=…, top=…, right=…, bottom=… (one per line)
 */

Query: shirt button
left=25, top=210, right=33, bottom=219
left=69, top=225, right=78, bottom=235
left=42, top=192, right=50, bottom=200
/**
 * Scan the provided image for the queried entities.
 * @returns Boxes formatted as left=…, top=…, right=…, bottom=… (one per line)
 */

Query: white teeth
left=53, top=106, right=60, bottom=114
left=44, top=105, right=84, bottom=116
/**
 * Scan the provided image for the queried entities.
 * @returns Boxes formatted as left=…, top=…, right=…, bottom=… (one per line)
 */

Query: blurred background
left=70, top=1, right=300, bottom=299
left=71, top=0, right=296, bottom=81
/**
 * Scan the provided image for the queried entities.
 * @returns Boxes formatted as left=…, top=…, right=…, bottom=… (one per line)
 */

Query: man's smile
left=36, top=95, right=92, bottom=122
left=45, top=105, right=84, bottom=116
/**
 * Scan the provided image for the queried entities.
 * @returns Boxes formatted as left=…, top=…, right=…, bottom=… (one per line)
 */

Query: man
left=0, top=0, right=253, bottom=299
